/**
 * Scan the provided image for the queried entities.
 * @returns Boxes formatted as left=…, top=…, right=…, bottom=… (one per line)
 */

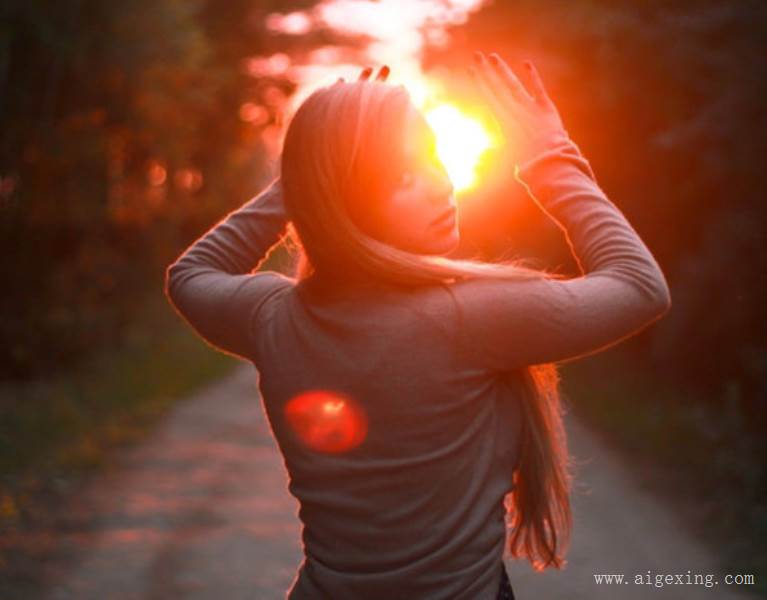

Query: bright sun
left=425, top=104, right=494, bottom=193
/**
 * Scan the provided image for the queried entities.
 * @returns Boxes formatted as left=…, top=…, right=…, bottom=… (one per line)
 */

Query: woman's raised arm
left=453, top=53, right=671, bottom=371
left=164, top=179, right=293, bottom=360
left=164, top=66, right=390, bottom=360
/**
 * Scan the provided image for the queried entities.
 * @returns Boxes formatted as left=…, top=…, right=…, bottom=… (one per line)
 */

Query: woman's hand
left=470, top=52, right=567, bottom=161
left=335, top=65, right=391, bottom=84
left=358, top=65, right=390, bottom=82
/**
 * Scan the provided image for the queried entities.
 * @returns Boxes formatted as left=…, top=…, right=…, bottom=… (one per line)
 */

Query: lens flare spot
left=425, top=104, right=494, bottom=193
left=284, top=391, right=368, bottom=454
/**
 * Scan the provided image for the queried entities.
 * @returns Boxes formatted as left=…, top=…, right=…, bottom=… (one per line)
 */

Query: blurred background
left=1, top=0, right=765, bottom=596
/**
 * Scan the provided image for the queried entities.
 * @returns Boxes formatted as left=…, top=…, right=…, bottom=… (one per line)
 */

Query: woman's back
left=251, top=278, right=523, bottom=598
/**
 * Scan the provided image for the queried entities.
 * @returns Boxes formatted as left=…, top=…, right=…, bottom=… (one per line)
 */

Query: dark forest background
left=1, top=0, right=765, bottom=587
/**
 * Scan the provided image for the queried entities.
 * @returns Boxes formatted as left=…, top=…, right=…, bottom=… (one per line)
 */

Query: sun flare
left=425, top=104, right=495, bottom=193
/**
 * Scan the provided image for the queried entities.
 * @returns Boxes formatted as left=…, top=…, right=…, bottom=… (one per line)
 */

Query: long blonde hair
left=280, top=79, right=572, bottom=570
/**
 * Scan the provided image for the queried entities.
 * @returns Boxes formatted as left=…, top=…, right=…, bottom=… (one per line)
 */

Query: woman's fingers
left=469, top=65, right=523, bottom=142
left=357, top=65, right=390, bottom=82
left=473, top=52, right=518, bottom=111
left=523, top=61, right=550, bottom=105
left=469, top=65, right=508, bottom=122
left=488, top=53, right=533, bottom=104
left=471, top=50, right=567, bottom=157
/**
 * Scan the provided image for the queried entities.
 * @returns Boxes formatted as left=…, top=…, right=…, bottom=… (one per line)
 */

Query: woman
left=165, top=52, right=671, bottom=599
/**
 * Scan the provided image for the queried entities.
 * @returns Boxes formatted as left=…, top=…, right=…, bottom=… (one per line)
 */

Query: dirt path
left=504, top=406, right=756, bottom=598
left=13, top=364, right=757, bottom=599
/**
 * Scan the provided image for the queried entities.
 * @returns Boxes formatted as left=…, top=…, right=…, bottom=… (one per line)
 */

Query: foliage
left=0, top=0, right=279, bottom=379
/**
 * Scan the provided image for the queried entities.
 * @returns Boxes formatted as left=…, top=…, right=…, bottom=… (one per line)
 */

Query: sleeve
left=451, top=131, right=672, bottom=371
left=164, top=178, right=294, bottom=361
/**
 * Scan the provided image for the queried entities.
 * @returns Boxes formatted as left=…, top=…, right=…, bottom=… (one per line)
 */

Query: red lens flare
left=284, top=391, right=368, bottom=454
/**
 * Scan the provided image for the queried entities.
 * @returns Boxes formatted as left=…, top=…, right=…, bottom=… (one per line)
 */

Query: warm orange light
left=425, top=103, right=495, bottom=193
left=173, top=168, right=204, bottom=192
left=284, top=391, right=368, bottom=454
left=146, top=161, right=167, bottom=186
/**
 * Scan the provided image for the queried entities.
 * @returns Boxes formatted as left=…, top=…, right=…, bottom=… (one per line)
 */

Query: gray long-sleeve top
left=165, top=130, right=671, bottom=600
